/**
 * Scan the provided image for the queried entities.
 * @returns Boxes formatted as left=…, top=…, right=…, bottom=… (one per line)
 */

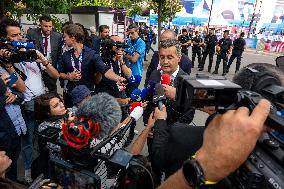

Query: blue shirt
left=125, top=37, right=145, bottom=77
left=58, top=46, right=109, bottom=91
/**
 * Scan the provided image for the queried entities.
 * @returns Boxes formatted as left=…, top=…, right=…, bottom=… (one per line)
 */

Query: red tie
left=44, top=36, right=48, bottom=57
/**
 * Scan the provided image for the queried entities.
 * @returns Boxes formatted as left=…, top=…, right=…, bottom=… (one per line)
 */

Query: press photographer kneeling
left=153, top=63, right=284, bottom=188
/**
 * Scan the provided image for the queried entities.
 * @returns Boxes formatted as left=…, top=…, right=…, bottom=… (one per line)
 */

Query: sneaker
left=198, top=68, right=204, bottom=71
left=24, top=169, right=33, bottom=184
left=212, top=71, right=218, bottom=74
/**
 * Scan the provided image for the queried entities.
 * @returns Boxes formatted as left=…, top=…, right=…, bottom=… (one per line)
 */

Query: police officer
left=178, top=29, right=191, bottom=56
left=198, top=28, right=218, bottom=72
left=212, top=30, right=232, bottom=76
left=192, top=31, right=203, bottom=68
left=226, top=32, right=246, bottom=73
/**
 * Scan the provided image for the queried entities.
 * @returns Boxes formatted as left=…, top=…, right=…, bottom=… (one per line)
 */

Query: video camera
left=176, top=73, right=284, bottom=188
left=100, top=38, right=128, bottom=63
left=0, top=38, right=37, bottom=64
left=179, top=35, right=189, bottom=44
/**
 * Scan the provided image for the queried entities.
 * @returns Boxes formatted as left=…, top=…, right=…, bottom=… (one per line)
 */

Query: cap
left=71, top=85, right=91, bottom=105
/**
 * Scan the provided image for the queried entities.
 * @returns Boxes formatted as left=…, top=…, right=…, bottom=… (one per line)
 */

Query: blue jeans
left=22, top=110, right=36, bottom=170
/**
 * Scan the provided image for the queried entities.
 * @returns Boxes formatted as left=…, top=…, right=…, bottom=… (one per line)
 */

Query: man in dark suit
left=26, top=15, right=62, bottom=92
left=145, top=29, right=191, bottom=88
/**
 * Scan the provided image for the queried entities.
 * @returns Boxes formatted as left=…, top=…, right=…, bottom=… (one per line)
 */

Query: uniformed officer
left=178, top=29, right=191, bottom=56
left=198, top=28, right=218, bottom=72
left=212, top=30, right=232, bottom=76
left=192, top=31, right=203, bottom=68
left=226, top=32, right=246, bottom=73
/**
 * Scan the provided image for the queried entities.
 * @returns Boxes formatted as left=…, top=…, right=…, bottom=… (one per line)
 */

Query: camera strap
left=70, top=51, right=83, bottom=72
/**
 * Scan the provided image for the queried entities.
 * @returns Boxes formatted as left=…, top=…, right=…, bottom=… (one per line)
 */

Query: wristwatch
left=182, top=159, right=217, bottom=188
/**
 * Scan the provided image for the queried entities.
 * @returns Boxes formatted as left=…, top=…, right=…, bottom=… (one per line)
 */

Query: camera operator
left=0, top=19, right=59, bottom=183
left=157, top=99, right=271, bottom=189
left=178, top=29, right=191, bottom=57
left=145, top=29, right=192, bottom=88
left=226, top=32, right=246, bottom=74
left=58, top=24, right=125, bottom=107
left=95, top=35, right=132, bottom=98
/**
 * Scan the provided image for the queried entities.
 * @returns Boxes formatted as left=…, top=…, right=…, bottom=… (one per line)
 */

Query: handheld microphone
left=153, top=83, right=166, bottom=111
left=161, top=73, right=171, bottom=85
left=140, top=88, right=149, bottom=101
left=130, top=88, right=141, bottom=101
left=11, top=41, right=35, bottom=49
left=128, top=75, right=142, bottom=84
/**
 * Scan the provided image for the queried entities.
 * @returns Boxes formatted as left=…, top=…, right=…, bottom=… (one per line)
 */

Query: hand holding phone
left=7, top=72, right=18, bottom=87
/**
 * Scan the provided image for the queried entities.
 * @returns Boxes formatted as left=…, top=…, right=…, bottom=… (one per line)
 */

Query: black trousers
left=214, top=52, right=229, bottom=74
left=200, top=49, right=215, bottom=71
left=192, top=48, right=202, bottom=67
left=5, top=136, right=21, bottom=181
left=42, top=72, right=57, bottom=93
left=227, top=50, right=243, bottom=73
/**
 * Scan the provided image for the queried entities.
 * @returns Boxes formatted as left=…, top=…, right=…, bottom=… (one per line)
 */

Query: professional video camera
left=0, top=38, right=37, bottom=64
left=100, top=38, right=128, bottom=64
left=179, top=35, right=189, bottom=44
left=176, top=73, right=284, bottom=188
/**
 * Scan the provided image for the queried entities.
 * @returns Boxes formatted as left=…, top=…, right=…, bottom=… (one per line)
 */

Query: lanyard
left=70, top=50, right=83, bottom=72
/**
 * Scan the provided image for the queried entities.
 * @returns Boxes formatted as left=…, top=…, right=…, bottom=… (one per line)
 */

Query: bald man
left=144, top=30, right=192, bottom=87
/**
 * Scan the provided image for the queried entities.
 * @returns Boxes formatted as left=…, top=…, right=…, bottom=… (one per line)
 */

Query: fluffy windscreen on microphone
left=161, top=74, right=171, bottom=85
left=140, top=88, right=149, bottom=101
left=76, top=92, right=122, bottom=139
left=233, top=64, right=282, bottom=92
left=128, top=75, right=142, bottom=84
left=155, top=83, right=165, bottom=96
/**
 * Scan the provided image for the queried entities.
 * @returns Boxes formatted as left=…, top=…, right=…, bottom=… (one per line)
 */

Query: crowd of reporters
left=0, top=15, right=282, bottom=189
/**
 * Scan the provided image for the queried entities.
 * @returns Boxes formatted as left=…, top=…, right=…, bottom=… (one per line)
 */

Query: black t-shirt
left=233, top=37, right=246, bottom=51
left=178, top=34, right=190, bottom=49
left=204, top=34, right=218, bottom=49
left=95, top=57, right=129, bottom=98
left=218, top=38, right=233, bottom=52
left=192, top=35, right=203, bottom=49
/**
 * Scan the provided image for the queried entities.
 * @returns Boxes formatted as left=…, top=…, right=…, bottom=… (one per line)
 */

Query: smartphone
left=7, top=72, right=18, bottom=87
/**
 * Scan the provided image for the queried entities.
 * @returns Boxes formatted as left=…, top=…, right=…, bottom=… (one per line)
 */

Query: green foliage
left=76, top=0, right=110, bottom=6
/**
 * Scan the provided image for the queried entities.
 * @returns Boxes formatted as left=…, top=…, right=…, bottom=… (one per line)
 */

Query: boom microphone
left=76, top=92, right=122, bottom=139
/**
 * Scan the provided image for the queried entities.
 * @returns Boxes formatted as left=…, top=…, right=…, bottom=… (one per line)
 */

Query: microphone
left=128, top=75, right=142, bottom=84
left=153, top=83, right=166, bottom=111
left=130, top=88, right=141, bottom=101
left=11, top=41, right=35, bottom=49
left=161, top=73, right=171, bottom=85
left=140, top=88, right=149, bottom=101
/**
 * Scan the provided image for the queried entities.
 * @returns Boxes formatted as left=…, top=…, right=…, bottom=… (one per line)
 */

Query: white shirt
left=14, top=62, right=46, bottom=102
left=42, top=34, right=51, bottom=60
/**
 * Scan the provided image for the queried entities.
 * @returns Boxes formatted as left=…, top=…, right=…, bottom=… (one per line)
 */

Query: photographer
left=157, top=99, right=270, bottom=188
left=92, top=25, right=110, bottom=54
left=58, top=24, right=125, bottom=107
left=178, top=29, right=191, bottom=57
left=0, top=19, right=59, bottom=183
left=95, top=35, right=132, bottom=98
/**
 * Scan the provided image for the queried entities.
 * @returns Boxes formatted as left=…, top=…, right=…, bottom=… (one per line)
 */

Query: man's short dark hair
left=39, top=15, right=52, bottom=23
left=99, top=25, right=109, bottom=33
left=0, top=19, right=20, bottom=38
left=62, top=24, right=85, bottom=43
left=182, top=29, right=187, bottom=33
left=159, top=39, right=181, bottom=57
left=240, top=32, right=245, bottom=37
left=128, top=24, right=138, bottom=31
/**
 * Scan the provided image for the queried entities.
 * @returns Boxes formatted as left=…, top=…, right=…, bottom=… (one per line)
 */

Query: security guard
left=192, top=31, right=203, bottom=68
left=178, top=29, right=191, bottom=56
left=212, top=30, right=232, bottom=76
left=226, top=32, right=246, bottom=73
left=198, top=28, right=218, bottom=72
